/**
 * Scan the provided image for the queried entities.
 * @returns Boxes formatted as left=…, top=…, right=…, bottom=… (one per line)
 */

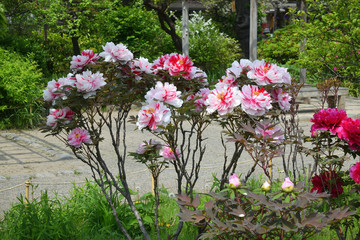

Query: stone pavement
left=1, top=96, right=360, bottom=219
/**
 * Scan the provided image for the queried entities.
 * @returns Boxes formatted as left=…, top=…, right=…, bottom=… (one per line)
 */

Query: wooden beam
left=182, top=0, right=189, bottom=56
left=249, top=0, right=257, bottom=61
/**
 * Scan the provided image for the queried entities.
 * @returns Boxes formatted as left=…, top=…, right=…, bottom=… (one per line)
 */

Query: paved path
left=1, top=96, right=360, bottom=218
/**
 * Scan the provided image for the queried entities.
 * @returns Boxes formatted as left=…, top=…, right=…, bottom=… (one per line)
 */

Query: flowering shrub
left=41, top=40, right=360, bottom=239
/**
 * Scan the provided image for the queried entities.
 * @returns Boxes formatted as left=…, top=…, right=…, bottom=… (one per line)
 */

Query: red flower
left=310, top=108, right=347, bottom=136
left=310, top=171, right=343, bottom=198
left=338, top=117, right=360, bottom=151
left=350, top=161, right=360, bottom=184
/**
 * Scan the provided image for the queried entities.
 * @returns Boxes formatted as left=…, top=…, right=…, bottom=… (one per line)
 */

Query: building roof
left=169, top=0, right=206, bottom=11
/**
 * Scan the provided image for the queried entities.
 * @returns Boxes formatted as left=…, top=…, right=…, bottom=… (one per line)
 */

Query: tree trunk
left=143, top=0, right=182, bottom=53
left=235, top=0, right=250, bottom=58
left=71, top=36, right=80, bottom=56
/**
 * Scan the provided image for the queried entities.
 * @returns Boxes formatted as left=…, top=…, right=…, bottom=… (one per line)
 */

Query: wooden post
left=25, top=179, right=30, bottom=204
left=182, top=0, right=189, bottom=56
left=299, top=0, right=307, bottom=83
left=249, top=0, right=257, bottom=61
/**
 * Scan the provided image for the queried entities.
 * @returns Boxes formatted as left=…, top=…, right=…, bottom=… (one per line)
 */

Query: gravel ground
left=1, top=96, right=360, bottom=219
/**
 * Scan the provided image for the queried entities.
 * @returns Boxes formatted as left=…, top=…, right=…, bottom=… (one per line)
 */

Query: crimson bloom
left=350, top=160, right=360, bottom=184
left=310, top=171, right=343, bottom=198
left=310, top=108, right=347, bottom=136
left=337, top=117, right=360, bottom=151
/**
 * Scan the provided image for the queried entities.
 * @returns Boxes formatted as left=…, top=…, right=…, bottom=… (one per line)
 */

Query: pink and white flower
left=271, top=88, right=292, bottom=111
left=247, top=60, right=291, bottom=86
left=350, top=159, right=360, bottom=184
left=145, top=82, right=183, bottom=108
left=163, top=53, right=194, bottom=77
left=239, top=59, right=253, bottom=73
left=187, top=88, right=211, bottom=112
left=70, top=49, right=100, bottom=72
left=226, top=60, right=243, bottom=79
left=136, top=101, right=171, bottom=131
left=68, top=128, right=92, bottom=148
left=205, top=84, right=241, bottom=115
left=151, top=54, right=171, bottom=72
left=75, top=70, right=106, bottom=99
left=99, top=42, right=133, bottom=63
left=129, top=57, right=153, bottom=80
left=43, top=74, right=76, bottom=103
left=239, top=85, right=272, bottom=116
left=46, top=107, right=74, bottom=128
left=160, top=145, right=181, bottom=161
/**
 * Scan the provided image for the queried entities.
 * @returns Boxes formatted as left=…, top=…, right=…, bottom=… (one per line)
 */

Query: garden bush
left=99, top=1, right=176, bottom=61
left=176, top=11, right=242, bottom=77
left=0, top=47, right=44, bottom=129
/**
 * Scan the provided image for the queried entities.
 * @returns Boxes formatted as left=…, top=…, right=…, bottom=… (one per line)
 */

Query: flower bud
left=281, top=177, right=294, bottom=193
left=261, top=180, right=271, bottom=192
left=229, top=173, right=240, bottom=189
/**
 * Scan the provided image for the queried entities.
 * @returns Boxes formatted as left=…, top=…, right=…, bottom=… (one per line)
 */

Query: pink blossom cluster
left=159, top=145, right=181, bottom=161
left=128, top=57, right=153, bottom=80
left=75, top=70, right=107, bottom=99
left=350, top=159, right=360, bottom=184
left=145, top=82, right=183, bottom=108
left=247, top=60, right=291, bottom=86
left=310, top=108, right=360, bottom=151
left=310, top=108, right=347, bottom=136
left=136, top=101, right=171, bottom=131
left=68, top=128, right=92, bottom=148
left=207, top=59, right=292, bottom=116
left=205, top=83, right=241, bottom=116
left=187, top=88, right=211, bottom=112
left=228, top=173, right=240, bottom=189
left=70, top=50, right=100, bottom=72
left=46, top=107, right=74, bottom=128
left=238, top=85, right=272, bottom=116
left=99, top=42, right=133, bottom=63
left=151, top=53, right=205, bottom=83
left=43, top=74, right=76, bottom=104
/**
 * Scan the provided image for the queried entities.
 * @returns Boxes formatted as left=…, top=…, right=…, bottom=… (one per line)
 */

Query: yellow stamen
left=146, top=108, right=155, bottom=114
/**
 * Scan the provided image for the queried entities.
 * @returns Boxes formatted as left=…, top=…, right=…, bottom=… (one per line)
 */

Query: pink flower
left=70, top=49, right=99, bottom=72
left=187, top=88, right=211, bottom=112
left=192, top=68, right=208, bottom=86
left=310, top=108, right=347, bottom=136
left=145, top=82, right=183, bottom=108
left=350, top=160, right=360, bottom=184
left=338, top=117, right=360, bottom=151
left=136, top=101, right=171, bottom=131
left=281, top=177, right=294, bottom=193
left=163, top=53, right=194, bottom=77
left=160, top=145, right=181, bottom=161
left=271, top=88, right=292, bottom=111
left=68, top=128, right=92, bottom=148
left=239, top=85, right=272, bottom=116
left=129, top=57, right=153, bottom=80
left=75, top=70, right=106, bottom=98
left=46, top=107, right=74, bottom=128
left=43, top=74, right=76, bottom=104
left=136, top=139, right=162, bottom=154
left=247, top=60, right=291, bottom=86
left=205, top=84, right=241, bottom=115
left=151, top=54, right=171, bottom=72
left=229, top=173, right=240, bottom=189
left=226, top=61, right=243, bottom=79
left=99, top=42, right=133, bottom=63
left=255, top=121, right=284, bottom=144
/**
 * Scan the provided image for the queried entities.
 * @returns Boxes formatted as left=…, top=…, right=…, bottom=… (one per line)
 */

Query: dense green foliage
left=0, top=181, right=197, bottom=240
left=0, top=47, right=44, bottom=129
left=258, top=24, right=302, bottom=65
left=99, top=1, right=176, bottom=60
left=176, top=12, right=241, bottom=75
